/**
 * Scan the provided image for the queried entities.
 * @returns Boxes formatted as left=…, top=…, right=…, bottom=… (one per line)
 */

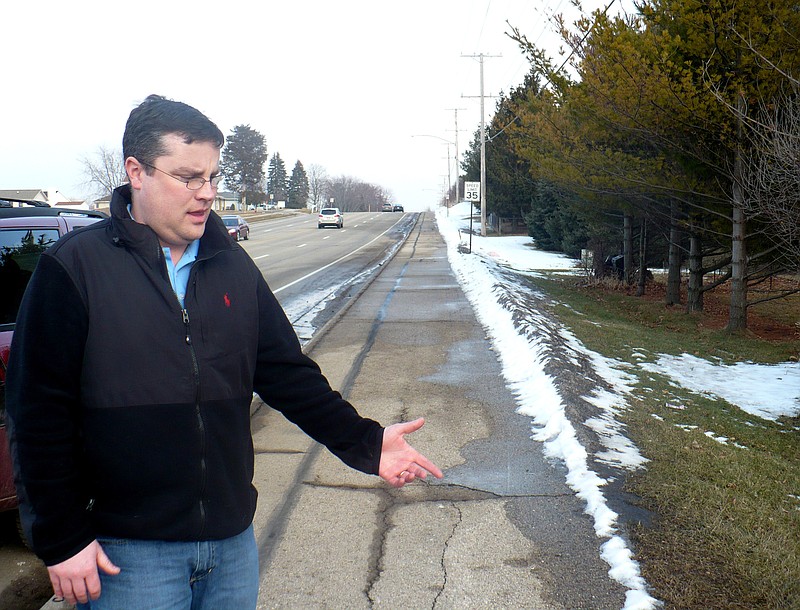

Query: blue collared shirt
left=163, top=240, right=199, bottom=307
left=128, top=203, right=198, bottom=307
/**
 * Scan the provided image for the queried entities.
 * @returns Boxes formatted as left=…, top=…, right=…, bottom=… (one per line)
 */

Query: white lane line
left=274, top=222, right=400, bottom=294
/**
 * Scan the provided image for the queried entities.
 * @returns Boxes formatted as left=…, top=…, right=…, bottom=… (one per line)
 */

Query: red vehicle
left=0, top=202, right=106, bottom=519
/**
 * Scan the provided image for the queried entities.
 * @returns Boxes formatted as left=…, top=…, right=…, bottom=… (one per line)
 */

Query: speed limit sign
left=464, top=181, right=481, bottom=201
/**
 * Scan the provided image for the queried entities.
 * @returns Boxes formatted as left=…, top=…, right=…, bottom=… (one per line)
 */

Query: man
left=6, top=95, right=442, bottom=609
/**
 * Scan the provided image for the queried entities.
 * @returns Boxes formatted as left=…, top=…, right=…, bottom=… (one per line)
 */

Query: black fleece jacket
left=6, top=185, right=383, bottom=566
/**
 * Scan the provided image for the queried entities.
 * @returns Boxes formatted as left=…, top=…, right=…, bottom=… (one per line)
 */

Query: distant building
left=215, top=191, right=239, bottom=211
left=5, top=188, right=241, bottom=214
left=0, top=188, right=89, bottom=209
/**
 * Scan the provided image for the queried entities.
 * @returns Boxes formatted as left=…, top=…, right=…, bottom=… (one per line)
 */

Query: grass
left=531, top=273, right=800, bottom=609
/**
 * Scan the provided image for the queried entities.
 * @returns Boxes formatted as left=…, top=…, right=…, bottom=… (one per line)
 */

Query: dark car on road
left=222, top=214, right=249, bottom=241
left=393, top=205, right=404, bottom=212
left=0, top=202, right=106, bottom=530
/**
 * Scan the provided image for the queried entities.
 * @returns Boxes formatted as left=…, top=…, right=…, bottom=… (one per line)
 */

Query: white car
left=318, top=207, right=344, bottom=229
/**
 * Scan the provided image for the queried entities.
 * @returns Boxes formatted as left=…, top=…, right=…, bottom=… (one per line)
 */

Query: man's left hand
left=378, top=418, right=443, bottom=488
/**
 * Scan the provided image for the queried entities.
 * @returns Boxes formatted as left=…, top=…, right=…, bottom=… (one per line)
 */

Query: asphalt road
left=238, top=210, right=416, bottom=341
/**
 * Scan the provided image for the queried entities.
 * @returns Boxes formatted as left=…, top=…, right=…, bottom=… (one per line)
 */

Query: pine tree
left=220, top=125, right=268, bottom=206
left=287, top=161, right=309, bottom=209
left=267, top=153, right=288, bottom=205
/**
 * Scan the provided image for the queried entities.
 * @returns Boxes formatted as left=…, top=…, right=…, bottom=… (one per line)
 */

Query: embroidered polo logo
left=224, top=293, right=231, bottom=308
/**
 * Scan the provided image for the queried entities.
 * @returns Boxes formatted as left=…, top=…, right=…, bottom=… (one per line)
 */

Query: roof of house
left=0, top=189, right=47, bottom=201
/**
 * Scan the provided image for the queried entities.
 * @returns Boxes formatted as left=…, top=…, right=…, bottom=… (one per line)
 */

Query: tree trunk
left=727, top=94, right=748, bottom=332
left=728, top=202, right=748, bottom=330
left=623, top=213, right=634, bottom=285
left=666, top=200, right=682, bottom=305
left=636, top=217, right=647, bottom=297
left=590, top=237, right=607, bottom=278
left=686, top=225, right=704, bottom=313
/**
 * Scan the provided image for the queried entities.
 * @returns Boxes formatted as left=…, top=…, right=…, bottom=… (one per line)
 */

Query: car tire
left=244, top=230, right=249, bottom=240
left=318, top=224, right=323, bottom=229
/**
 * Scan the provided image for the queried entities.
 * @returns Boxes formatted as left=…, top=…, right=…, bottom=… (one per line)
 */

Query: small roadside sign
left=464, top=181, right=481, bottom=201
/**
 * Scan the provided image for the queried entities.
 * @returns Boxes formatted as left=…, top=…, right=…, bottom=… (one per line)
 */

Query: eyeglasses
left=141, top=161, right=223, bottom=191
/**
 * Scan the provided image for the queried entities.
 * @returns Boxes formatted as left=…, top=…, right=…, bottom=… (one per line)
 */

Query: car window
left=222, top=217, right=237, bottom=226
left=0, top=228, right=60, bottom=327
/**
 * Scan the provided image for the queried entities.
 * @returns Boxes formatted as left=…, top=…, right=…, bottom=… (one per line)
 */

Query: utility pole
left=443, top=143, right=451, bottom=213
left=446, top=107, right=466, bottom=212
left=462, top=53, right=500, bottom=237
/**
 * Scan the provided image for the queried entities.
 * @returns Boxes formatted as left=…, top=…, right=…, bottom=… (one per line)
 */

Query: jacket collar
left=109, top=184, right=234, bottom=265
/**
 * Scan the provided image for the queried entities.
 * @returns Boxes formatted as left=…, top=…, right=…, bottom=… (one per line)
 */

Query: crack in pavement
left=253, top=448, right=305, bottom=456
left=432, top=501, right=461, bottom=609
left=304, top=479, right=573, bottom=502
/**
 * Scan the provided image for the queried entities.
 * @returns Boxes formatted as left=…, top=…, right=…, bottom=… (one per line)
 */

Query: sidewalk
left=251, top=212, right=627, bottom=608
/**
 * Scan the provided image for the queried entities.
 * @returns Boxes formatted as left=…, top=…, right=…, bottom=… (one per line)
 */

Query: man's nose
left=196, top=180, right=217, bottom=200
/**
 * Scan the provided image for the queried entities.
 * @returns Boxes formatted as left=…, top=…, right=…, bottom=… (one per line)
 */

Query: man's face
left=126, top=133, right=220, bottom=255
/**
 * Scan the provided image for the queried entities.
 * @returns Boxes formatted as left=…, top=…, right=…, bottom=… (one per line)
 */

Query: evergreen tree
left=506, top=0, right=800, bottom=327
left=220, top=125, right=268, bottom=206
left=287, top=161, right=310, bottom=209
left=267, top=153, right=288, bottom=204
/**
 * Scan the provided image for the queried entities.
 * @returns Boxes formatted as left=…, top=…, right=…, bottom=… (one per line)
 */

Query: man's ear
left=125, top=157, right=144, bottom=190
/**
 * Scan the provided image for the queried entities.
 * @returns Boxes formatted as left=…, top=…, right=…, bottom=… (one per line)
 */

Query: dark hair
left=122, top=94, right=224, bottom=166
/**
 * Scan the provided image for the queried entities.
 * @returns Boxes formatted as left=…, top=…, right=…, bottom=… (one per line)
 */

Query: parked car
left=318, top=207, right=344, bottom=229
left=381, top=203, right=393, bottom=212
left=222, top=215, right=249, bottom=241
left=0, top=202, right=106, bottom=529
left=393, top=205, right=404, bottom=212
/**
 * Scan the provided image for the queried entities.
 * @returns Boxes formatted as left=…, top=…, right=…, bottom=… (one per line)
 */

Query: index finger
left=414, top=452, right=443, bottom=479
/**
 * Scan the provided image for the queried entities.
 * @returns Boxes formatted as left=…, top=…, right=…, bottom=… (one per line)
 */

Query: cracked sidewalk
left=251, top=213, right=628, bottom=609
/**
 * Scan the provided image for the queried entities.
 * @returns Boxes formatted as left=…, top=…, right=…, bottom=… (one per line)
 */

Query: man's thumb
left=405, top=417, right=425, bottom=433
left=96, top=548, right=121, bottom=575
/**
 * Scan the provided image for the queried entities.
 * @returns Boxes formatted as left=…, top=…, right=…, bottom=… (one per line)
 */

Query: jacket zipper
left=182, top=306, right=207, bottom=536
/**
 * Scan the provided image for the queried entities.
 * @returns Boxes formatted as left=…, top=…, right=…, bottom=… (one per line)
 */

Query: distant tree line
left=460, top=0, right=800, bottom=332
left=82, top=124, right=393, bottom=212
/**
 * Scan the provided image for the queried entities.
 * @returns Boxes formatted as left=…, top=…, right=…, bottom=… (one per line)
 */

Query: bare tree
left=743, top=93, right=800, bottom=267
left=326, top=176, right=392, bottom=212
left=307, top=164, right=328, bottom=211
left=326, top=175, right=358, bottom=211
left=81, top=146, right=128, bottom=201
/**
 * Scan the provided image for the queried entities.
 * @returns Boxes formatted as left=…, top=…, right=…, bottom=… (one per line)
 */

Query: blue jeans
left=76, top=524, right=258, bottom=610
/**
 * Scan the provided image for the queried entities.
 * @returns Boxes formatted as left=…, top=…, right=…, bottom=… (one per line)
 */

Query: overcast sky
left=3, top=0, right=633, bottom=210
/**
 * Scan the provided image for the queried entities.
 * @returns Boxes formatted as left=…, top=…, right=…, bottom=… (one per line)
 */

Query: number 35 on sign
left=464, top=181, right=481, bottom=201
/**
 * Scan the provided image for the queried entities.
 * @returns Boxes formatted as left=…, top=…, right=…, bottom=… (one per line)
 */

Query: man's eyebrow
left=173, top=165, right=220, bottom=176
